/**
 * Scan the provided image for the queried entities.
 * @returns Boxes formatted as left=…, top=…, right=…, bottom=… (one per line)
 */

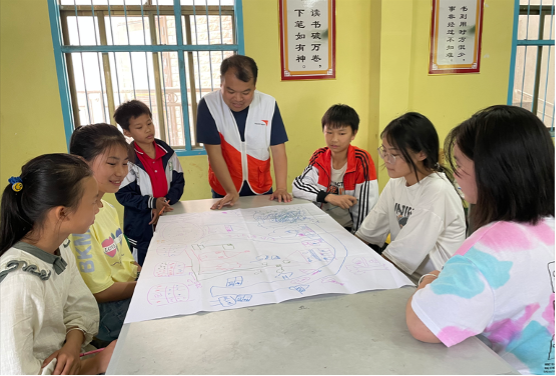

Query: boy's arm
left=165, top=153, right=185, bottom=205
left=292, top=159, right=324, bottom=203
left=93, top=281, right=137, bottom=303
left=269, top=143, right=292, bottom=202
left=115, top=165, right=157, bottom=210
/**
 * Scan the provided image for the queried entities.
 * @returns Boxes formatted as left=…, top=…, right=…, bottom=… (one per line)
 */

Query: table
left=107, top=196, right=518, bottom=375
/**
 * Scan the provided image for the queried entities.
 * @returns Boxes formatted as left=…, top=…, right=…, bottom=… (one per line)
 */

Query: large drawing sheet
left=125, top=203, right=413, bottom=324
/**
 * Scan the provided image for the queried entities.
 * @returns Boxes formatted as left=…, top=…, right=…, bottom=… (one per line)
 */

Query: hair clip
left=8, top=176, right=23, bottom=192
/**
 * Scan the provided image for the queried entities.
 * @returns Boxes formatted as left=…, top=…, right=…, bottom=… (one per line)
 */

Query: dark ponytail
left=0, top=154, right=92, bottom=256
left=381, top=112, right=442, bottom=183
left=70, top=123, right=131, bottom=162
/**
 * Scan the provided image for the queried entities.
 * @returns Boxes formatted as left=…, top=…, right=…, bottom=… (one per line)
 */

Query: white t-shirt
left=0, top=241, right=99, bottom=374
left=322, top=162, right=353, bottom=227
left=412, top=217, right=555, bottom=375
left=356, top=172, right=466, bottom=279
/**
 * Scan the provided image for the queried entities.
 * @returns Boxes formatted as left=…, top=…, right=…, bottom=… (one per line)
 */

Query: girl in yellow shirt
left=69, top=123, right=139, bottom=344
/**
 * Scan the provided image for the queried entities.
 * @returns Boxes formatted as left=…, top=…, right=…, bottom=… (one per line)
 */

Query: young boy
left=292, top=104, right=379, bottom=233
left=114, top=100, right=185, bottom=265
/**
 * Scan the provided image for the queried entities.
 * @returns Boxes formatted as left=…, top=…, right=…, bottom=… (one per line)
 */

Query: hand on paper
left=211, top=192, right=240, bottom=210
left=325, top=194, right=357, bottom=209
left=269, top=188, right=292, bottom=203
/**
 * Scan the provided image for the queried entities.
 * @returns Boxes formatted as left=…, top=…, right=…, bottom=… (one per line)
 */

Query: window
left=48, top=0, right=245, bottom=155
left=508, top=0, right=555, bottom=134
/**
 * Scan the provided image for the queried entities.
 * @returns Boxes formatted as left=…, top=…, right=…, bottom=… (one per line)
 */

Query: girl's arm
left=406, top=271, right=441, bottom=343
left=0, top=272, right=46, bottom=374
left=93, top=281, right=137, bottom=303
left=354, top=183, right=391, bottom=246
left=382, top=209, right=445, bottom=275
left=63, top=244, right=99, bottom=344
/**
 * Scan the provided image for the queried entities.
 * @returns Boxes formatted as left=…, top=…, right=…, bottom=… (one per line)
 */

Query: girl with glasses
left=356, top=112, right=466, bottom=282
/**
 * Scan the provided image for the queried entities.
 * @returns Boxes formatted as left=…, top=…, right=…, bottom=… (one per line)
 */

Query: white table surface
left=107, top=196, right=518, bottom=375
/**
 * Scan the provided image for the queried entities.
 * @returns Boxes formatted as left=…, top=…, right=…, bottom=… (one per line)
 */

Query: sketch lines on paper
left=140, top=204, right=392, bottom=311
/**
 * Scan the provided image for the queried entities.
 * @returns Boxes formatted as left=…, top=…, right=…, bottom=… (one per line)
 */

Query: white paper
left=125, top=203, right=413, bottom=324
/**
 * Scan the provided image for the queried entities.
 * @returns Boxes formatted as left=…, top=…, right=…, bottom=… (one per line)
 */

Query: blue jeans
left=96, top=297, right=132, bottom=342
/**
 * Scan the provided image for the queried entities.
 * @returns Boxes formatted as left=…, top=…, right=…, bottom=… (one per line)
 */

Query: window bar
left=122, top=0, right=137, bottom=99
left=60, top=14, right=81, bottom=127
left=532, top=10, right=547, bottom=115
left=107, top=0, right=123, bottom=105
left=155, top=0, right=163, bottom=45
left=520, top=1, right=533, bottom=108
left=218, top=0, right=224, bottom=60
left=73, top=0, right=93, bottom=124
left=542, top=5, right=555, bottom=122
left=184, top=15, right=199, bottom=139
left=90, top=1, right=108, bottom=123
left=541, top=45, right=552, bottom=122
left=192, top=2, right=204, bottom=103
left=149, top=8, right=169, bottom=142
left=97, top=11, right=117, bottom=125
left=204, top=1, right=214, bottom=91
left=173, top=0, right=192, bottom=150
left=139, top=0, right=153, bottom=111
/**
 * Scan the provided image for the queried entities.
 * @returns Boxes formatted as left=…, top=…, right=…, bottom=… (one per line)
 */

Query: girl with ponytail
left=0, top=154, right=115, bottom=374
left=355, top=112, right=467, bottom=281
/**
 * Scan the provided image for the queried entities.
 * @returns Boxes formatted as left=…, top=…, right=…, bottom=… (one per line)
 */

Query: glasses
left=377, top=146, right=398, bottom=164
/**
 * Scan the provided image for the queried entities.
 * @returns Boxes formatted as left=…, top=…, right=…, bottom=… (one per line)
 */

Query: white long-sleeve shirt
left=0, top=241, right=99, bottom=375
left=356, top=173, right=466, bottom=279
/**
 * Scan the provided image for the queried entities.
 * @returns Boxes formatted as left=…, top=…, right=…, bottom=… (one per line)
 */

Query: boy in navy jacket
left=114, top=100, right=185, bottom=265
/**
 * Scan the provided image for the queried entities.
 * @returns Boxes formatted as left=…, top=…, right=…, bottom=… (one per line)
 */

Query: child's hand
left=80, top=340, right=117, bottom=375
left=43, top=343, right=81, bottom=375
left=154, top=197, right=171, bottom=213
left=325, top=194, right=357, bottom=209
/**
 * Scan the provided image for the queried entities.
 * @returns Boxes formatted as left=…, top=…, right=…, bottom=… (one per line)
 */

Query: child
left=0, top=154, right=115, bottom=374
left=113, top=100, right=185, bottom=265
left=406, top=105, right=555, bottom=375
left=355, top=112, right=466, bottom=281
left=69, top=123, right=139, bottom=344
left=292, top=104, right=379, bottom=233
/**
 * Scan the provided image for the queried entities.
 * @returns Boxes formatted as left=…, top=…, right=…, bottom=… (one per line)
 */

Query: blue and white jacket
left=116, top=139, right=185, bottom=251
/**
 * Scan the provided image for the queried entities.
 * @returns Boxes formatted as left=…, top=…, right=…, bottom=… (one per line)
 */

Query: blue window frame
left=48, top=0, right=245, bottom=156
left=508, top=0, right=555, bottom=134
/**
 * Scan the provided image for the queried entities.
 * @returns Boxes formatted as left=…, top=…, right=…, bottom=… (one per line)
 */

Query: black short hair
left=445, top=105, right=555, bottom=231
left=321, top=104, right=360, bottom=132
left=113, top=100, right=152, bottom=131
left=220, top=55, right=258, bottom=84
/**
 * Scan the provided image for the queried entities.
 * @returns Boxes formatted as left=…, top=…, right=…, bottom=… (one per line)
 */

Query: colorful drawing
left=147, top=283, right=189, bottom=306
left=154, top=261, right=188, bottom=277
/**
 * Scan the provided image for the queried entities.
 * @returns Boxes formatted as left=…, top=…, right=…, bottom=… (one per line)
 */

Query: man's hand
left=269, top=188, right=292, bottom=203
left=325, top=194, right=357, bottom=209
left=211, top=192, right=240, bottom=210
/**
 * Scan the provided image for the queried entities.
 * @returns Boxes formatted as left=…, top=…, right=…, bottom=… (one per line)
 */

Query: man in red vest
left=196, top=55, right=292, bottom=209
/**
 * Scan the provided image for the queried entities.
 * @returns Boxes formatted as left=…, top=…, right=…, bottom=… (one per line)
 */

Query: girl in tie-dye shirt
left=406, top=105, right=555, bottom=375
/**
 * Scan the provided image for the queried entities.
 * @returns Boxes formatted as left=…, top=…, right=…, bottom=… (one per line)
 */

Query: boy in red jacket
left=292, top=104, right=378, bottom=233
